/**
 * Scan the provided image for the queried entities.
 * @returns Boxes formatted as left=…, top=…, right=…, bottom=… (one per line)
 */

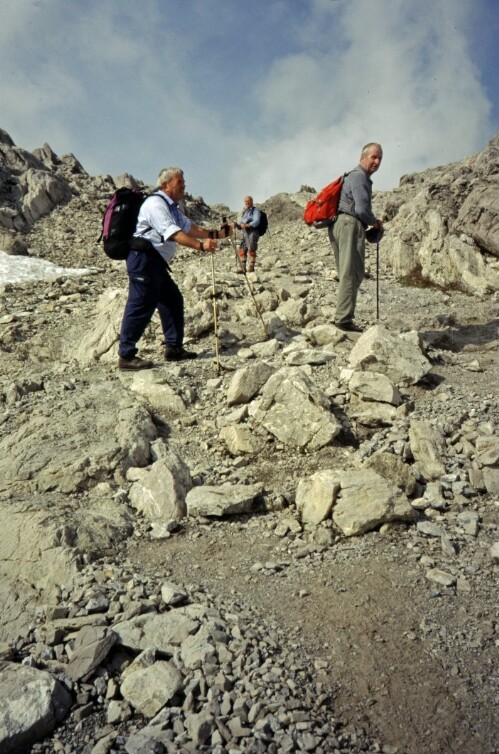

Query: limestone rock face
left=0, top=381, right=157, bottom=496
left=0, top=494, right=133, bottom=641
left=0, top=136, right=71, bottom=231
left=378, top=133, right=499, bottom=293
left=454, top=177, right=499, bottom=257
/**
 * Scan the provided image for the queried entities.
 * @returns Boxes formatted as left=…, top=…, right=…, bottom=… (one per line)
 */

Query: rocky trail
left=0, top=128, right=498, bottom=754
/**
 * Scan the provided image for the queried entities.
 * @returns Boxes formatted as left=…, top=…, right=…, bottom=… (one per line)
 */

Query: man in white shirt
left=118, top=167, right=229, bottom=370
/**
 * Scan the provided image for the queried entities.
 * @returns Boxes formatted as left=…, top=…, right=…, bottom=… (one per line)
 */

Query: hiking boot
left=247, top=262, right=255, bottom=272
left=118, top=355, right=154, bottom=370
left=164, top=346, right=198, bottom=361
left=236, top=261, right=246, bottom=274
left=334, top=321, right=363, bottom=333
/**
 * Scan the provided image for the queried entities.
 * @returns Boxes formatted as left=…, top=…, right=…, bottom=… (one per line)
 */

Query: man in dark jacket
left=118, top=167, right=228, bottom=370
left=329, top=143, right=384, bottom=331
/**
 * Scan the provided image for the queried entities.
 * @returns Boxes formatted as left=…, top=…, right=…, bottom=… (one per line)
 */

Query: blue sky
left=1, top=0, right=497, bottom=209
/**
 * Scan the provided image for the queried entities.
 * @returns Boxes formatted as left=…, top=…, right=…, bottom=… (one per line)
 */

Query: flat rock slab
left=186, top=482, right=264, bottom=517
left=0, top=380, right=157, bottom=496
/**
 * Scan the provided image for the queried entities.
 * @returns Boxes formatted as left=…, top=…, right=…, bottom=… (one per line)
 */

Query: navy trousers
left=119, top=249, right=184, bottom=359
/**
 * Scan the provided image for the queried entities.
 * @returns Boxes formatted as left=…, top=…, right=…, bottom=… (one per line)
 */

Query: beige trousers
left=329, top=214, right=366, bottom=324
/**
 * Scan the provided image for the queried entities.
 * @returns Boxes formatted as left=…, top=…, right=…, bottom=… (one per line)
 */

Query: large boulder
left=0, top=663, right=72, bottom=753
left=348, top=324, right=431, bottom=387
left=127, top=440, right=193, bottom=524
left=251, top=367, right=342, bottom=450
left=332, top=469, right=415, bottom=536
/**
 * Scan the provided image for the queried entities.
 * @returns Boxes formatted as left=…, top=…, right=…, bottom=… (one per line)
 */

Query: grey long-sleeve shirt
left=337, top=166, right=377, bottom=227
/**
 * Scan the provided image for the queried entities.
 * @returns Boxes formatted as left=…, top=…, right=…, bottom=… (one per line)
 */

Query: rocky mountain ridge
left=0, top=128, right=498, bottom=754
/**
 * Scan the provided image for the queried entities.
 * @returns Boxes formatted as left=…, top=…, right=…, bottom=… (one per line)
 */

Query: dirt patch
left=127, top=516, right=498, bottom=754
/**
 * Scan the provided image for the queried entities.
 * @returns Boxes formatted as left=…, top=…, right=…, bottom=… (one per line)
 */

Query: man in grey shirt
left=328, top=143, right=384, bottom=331
left=234, top=195, right=261, bottom=273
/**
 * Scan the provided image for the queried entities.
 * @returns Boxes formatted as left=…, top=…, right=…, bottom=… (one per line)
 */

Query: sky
left=1, top=0, right=497, bottom=210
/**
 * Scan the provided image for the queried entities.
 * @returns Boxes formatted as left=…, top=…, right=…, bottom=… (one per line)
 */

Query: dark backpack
left=303, top=173, right=347, bottom=229
left=257, top=209, right=268, bottom=236
left=99, top=187, right=149, bottom=260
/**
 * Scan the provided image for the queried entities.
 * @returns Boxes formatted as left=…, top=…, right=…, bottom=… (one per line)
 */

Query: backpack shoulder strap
left=137, top=192, right=171, bottom=241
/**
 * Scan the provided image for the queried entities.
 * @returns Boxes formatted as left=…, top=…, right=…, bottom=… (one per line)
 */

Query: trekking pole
left=376, top=234, right=380, bottom=321
left=228, top=234, right=268, bottom=339
left=210, top=252, right=221, bottom=373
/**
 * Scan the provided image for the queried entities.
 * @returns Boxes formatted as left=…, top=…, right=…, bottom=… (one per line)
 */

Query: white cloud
left=249, top=0, right=493, bottom=197
left=0, top=0, right=496, bottom=208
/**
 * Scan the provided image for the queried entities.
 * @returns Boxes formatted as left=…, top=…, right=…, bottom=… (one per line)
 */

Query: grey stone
left=113, top=611, right=199, bottom=652
left=425, top=569, right=456, bottom=587
left=296, top=470, right=340, bottom=526
left=332, top=469, right=415, bottom=536
left=120, top=660, right=183, bottom=717
left=127, top=440, right=192, bottom=524
left=349, top=324, right=431, bottom=386
left=226, top=361, right=275, bottom=405
left=184, top=710, right=215, bottom=745
left=66, top=625, right=117, bottom=681
left=252, top=367, right=341, bottom=450
left=365, top=451, right=419, bottom=496
left=219, top=424, right=265, bottom=455
left=348, top=370, right=402, bottom=405
left=409, top=419, right=446, bottom=480
left=186, top=482, right=263, bottom=517
left=0, top=662, right=72, bottom=753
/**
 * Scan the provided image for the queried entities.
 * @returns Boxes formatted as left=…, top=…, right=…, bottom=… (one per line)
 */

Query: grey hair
left=361, top=143, right=383, bottom=158
left=157, top=167, right=184, bottom=187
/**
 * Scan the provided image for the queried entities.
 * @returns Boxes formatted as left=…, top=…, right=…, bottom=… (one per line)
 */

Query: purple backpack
left=99, top=188, right=149, bottom=260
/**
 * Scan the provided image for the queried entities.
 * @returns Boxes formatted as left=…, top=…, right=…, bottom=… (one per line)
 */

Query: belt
left=338, top=212, right=367, bottom=230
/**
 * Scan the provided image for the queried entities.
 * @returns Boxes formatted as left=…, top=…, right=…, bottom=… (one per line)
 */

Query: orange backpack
left=303, top=173, right=347, bottom=229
